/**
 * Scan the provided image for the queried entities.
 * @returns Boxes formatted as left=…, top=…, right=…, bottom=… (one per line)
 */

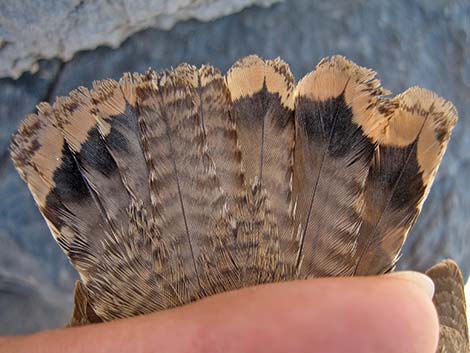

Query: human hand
left=0, top=273, right=438, bottom=353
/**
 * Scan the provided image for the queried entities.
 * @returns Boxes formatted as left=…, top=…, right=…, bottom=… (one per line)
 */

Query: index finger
left=0, top=275, right=438, bottom=353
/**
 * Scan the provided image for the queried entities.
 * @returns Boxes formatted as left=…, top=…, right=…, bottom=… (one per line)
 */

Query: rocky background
left=0, top=0, right=280, bottom=78
left=1, top=0, right=469, bottom=334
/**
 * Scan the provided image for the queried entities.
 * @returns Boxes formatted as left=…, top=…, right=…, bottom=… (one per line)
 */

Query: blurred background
left=0, top=0, right=469, bottom=334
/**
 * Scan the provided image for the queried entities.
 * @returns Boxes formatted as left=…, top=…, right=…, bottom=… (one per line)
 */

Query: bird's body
left=10, top=55, right=467, bottom=352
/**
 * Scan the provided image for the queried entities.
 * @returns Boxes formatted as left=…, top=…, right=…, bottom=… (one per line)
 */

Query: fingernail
left=387, top=271, right=435, bottom=299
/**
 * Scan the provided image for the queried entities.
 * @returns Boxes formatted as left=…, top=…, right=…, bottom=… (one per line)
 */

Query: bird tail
left=10, top=56, right=457, bottom=324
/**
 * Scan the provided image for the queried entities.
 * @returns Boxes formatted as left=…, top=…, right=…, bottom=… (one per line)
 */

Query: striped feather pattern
left=10, top=55, right=461, bottom=351
left=427, top=260, right=469, bottom=353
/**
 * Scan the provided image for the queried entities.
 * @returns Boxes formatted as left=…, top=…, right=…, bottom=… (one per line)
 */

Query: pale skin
left=0, top=274, right=439, bottom=353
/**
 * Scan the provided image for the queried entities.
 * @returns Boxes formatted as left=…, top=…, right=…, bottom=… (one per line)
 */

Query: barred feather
left=427, top=260, right=469, bottom=353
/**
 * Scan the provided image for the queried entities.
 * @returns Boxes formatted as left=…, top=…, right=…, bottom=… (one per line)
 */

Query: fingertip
left=386, top=271, right=435, bottom=299
left=178, top=276, right=440, bottom=353
left=377, top=273, right=439, bottom=353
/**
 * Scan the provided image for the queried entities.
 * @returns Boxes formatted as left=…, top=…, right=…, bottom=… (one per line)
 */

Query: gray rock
left=1, top=0, right=469, bottom=334
left=0, top=60, right=76, bottom=333
left=0, top=275, right=70, bottom=335
left=0, top=0, right=280, bottom=79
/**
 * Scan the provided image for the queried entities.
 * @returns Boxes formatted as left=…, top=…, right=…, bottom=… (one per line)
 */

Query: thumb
left=0, top=273, right=439, bottom=353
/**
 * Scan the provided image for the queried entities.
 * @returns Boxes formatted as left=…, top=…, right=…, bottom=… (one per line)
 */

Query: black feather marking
left=294, top=93, right=375, bottom=277
left=79, top=127, right=119, bottom=177
left=50, top=142, right=90, bottom=205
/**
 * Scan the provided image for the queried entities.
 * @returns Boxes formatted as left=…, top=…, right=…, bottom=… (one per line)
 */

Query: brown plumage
left=293, top=57, right=386, bottom=277
left=10, top=55, right=465, bottom=351
left=354, top=89, right=458, bottom=275
left=427, top=260, right=469, bottom=353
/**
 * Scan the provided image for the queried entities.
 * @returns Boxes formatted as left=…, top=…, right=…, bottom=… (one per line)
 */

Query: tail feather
left=89, top=76, right=152, bottom=206
left=354, top=88, right=457, bottom=275
left=10, top=104, right=112, bottom=276
left=293, top=56, right=387, bottom=277
left=197, top=65, right=244, bottom=203
left=427, top=260, right=469, bottom=353
left=54, top=87, right=132, bottom=237
left=226, top=55, right=297, bottom=273
left=172, top=64, right=246, bottom=295
left=136, top=66, right=228, bottom=301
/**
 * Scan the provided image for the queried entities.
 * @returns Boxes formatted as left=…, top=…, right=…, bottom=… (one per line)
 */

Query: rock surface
left=0, top=0, right=280, bottom=78
left=1, top=0, right=469, bottom=334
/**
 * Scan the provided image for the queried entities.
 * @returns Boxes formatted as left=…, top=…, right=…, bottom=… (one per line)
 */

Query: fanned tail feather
left=171, top=64, right=246, bottom=295
left=226, top=55, right=297, bottom=280
left=197, top=65, right=243, bottom=203
left=136, top=66, right=234, bottom=301
left=354, top=88, right=457, bottom=275
left=10, top=103, right=112, bottom=277
left=427, top=260, right=469, bottom=353
left=293, top=56, right=387, bottom=277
